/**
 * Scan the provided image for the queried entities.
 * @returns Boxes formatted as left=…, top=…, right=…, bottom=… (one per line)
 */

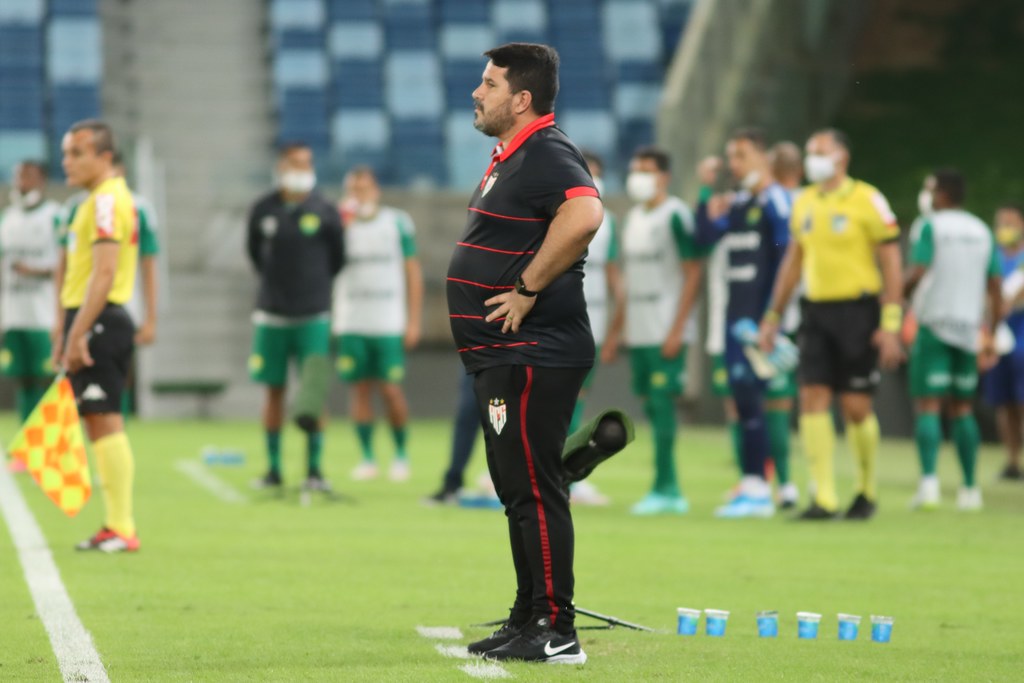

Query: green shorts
left=910, top=325, right=978, bottom=400
left=712, top=352, right=795, bottom=400
left=335, top=335, right=405, bottom=383
left=0, top=329, right=53, bottom=378
left=249, top=318, right=330, bottom=387
left=711, top=353, right=730, bottom=397
left=629, top=345, right=686, bottom=396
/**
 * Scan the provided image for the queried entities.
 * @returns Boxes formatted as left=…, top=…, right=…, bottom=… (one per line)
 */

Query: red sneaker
left=75, top=528, right=140, bottom=553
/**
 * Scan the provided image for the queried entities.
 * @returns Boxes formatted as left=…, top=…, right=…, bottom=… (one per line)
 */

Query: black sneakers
left=423, top=487, right=459, bottom=506
left=795, top=502, right=839, bottom=521
left=483, top=618, right=587, bottom=665
left=467, top=618, right=527, bottom=656
left=251, top=470, right=283, bottom=490
left=844, top=493, right=877, bottom=520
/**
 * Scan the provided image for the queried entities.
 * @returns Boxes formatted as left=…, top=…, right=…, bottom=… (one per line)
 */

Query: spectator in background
left=982, top=202, right=1024, bottom=480
left=334, top=166, right=423, bottom=483
left=905, top=169, right=1001, bottom=511
left=246, top=143, right=344, bottom=492
left=695, top=129, right=798, bottom=518
left=768, top=141, right=804, bottom=191
left=0, top=160, right=62, bottom=448
left=760, top=128, right=903, bottom=521
left=568, top=150, right=624, bottom=506
left=605, top=146, right=707, bottom=516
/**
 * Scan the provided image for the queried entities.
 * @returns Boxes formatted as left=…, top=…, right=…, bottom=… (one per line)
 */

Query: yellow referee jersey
left=790, top=177, right=899, bottom=301
left=61, top=176, right=138, bottom=308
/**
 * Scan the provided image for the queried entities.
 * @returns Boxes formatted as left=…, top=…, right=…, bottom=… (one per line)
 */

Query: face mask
left=8, top=189, right=42, bottom=208
left=593, top=177, right=605, bottom=198
left=804, top=154, right=836, bottom=184
left=917, top=190, right=933, bottom=216
left=626, top=172, right=658, bottom=203
left=278, top=170, right=316, bottom=195
left=740, top=170, right=761, bottom=190
left=996, top=225, right=1023, bottom=247
left=357, top=202, right=378, bottom=219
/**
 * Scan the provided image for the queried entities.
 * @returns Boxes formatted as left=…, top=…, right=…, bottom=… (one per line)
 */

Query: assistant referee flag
left=8, top=376, right=92, bottom=516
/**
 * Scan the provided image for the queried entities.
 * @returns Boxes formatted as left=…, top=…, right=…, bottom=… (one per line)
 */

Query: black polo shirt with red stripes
left=447, top=113, right=600, bottom=374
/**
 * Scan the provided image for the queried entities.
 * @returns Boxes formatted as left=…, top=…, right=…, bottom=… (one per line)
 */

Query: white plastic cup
left=704, top=609, right=730, bottom=637
left=756, top=610, right=779, bottom=638
left=676, top=608, right=700, bottom=636
left=796, top=612, right=822, bottom=639
left=837, top=613, right=861, bottom=641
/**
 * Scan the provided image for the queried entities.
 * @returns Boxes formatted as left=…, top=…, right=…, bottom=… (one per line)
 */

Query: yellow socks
left=93, top=432, right=136, bottom=538
left=846, top=413, right=880, bottom=501
left=799, top=412, right=837, bottom=511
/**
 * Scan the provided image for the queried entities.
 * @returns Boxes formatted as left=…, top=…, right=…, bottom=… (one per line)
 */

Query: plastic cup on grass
left=837, top=614, right=861, bottom=641
left=871, top=615, right=894, bottom=643
left=796, top=612, right=822, bottom=639
left=704, top=609, right=729, bottom=637
left=756, top=610, right=779, bottom=638
left=676, top=608, right=700, bottom=636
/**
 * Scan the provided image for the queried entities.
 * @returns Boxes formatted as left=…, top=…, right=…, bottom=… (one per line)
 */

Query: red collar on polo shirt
left=490, top=113, right=556, bottom=163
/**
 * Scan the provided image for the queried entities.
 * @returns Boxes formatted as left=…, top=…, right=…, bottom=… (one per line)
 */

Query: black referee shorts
left=64, top=304, right=135, bottom=415
left=798, top=297, right=881, bottom=394
left=473, top=364, right=588, bottom=633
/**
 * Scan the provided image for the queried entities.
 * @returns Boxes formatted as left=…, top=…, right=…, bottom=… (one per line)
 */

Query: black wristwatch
left=514, top=276, right=538, bottom=297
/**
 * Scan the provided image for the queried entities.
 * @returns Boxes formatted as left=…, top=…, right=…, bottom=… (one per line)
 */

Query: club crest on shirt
left=746, top=206, right=762, bottom=226
left=299, top=212, right=321, bottom=235
left=831, top=213, right=848, bottom=234
left=488, top=398, right=507, bottom=435
left=482, top=173, right=499, bottom=197
left=261, top=215, right=278, bottom=237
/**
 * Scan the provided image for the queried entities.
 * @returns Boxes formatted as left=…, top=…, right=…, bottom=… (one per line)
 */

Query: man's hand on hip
left=486, top=291, right=537, bottom=334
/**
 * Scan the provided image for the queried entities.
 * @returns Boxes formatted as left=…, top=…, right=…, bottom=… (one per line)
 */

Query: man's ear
left=514, top=90, right=533, bottom=116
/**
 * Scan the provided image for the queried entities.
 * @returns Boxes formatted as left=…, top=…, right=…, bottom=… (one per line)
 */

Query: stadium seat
left=327, top=21, right=383, bottom=59
left=439, top=0, right=489, bottom=23
left=385, top=51, right=443, bottom=119
left=331, top=108, right=389, bottom=153
left=445, top=111, right=493, bottom=189
left=493, top=0, right=546, bottom=39
left=273, top=50, right=329, bottom=89
left=330, top=60, right=384, bottom=108
left=615, top=82, right=662, bottom=121
left=326, top=0, right=376, bottom=21
left=272, top=28, right=324, bottom=51
left=47, top=0, right=97, bottom=17
left=269, top=0, right=325, bottom=31
left=443, top=60, right=484, bottom=109
left=383, top=3, right=435, bottom=51
left=0, top=25, right=44, bottom=65
left=392, top=116, right=446, bottom=186
left=660, top=0, right=693, bottom=59
left=0, top=84, right=45, bottom=128
left=0, top=131, right=45, bottom=180
left=440, top=24, right=495, bottom=61
left=47, top=17, right=102, bottom=83
left=617, top=118, right=655, bottom=161
left=0, top=0, right=44, bottom=24
left=603, top=0, right=663, bottom=63
left=558, top=109, right=617, bottom=159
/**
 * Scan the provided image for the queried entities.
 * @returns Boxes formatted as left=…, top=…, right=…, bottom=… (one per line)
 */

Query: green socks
left=646, top=394, right=680, bottom=497
left=15, top=385, right=46, bottom=423
left=728, top=420, right=743, bottom=473
left=266, top=431, right=282, bottom=475
left=952, top=415, right=980, bottom=487
left=766, top=410, right=791, bottom=485
left=356, top=422, right=374, bottom=462
left=307, top=431, right=323, bottom=476
left=915, top=413, right=942, bottom=476
left=391, top=425, right=408, bottom=460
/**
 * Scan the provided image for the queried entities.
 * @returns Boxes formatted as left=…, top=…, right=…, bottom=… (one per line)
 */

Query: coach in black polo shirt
left=447, top=43, right=603, bottom=665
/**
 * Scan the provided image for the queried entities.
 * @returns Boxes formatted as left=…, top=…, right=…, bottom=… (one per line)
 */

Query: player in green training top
left=0, top=160, right=62, bottom=445
left=334, top=167, right=424, bottom=483
left=605, top=146, right=708, bottom=515
left=905, top=169, right=1002, bottom=512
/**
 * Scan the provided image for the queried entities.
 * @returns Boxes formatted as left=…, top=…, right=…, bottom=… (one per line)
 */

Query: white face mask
left=804, top=154, right=837, bottom=184
left=740, top=170, right=761, bottom=190
left=278, top=170, right=316, bottom=195
left=626, top=172, right=658, bottom=203
left=9, top=188, right=42, bottom=208
left=593, top=177, right=605, bottom=198
left=917, top=190, right=933, bottom=216
left=357, top=201, right=378, bottom=219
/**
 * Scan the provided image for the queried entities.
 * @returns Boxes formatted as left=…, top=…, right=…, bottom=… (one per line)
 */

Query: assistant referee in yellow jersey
left=56, top=120, right=141, bottom=552
left=760, top=128, right=903, bottom=521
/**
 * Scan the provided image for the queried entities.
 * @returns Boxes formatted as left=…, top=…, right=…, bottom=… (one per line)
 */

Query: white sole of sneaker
left=546, top=651, right=587, bottom=665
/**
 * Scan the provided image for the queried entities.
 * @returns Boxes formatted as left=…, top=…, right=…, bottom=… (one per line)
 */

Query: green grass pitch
left=0, top=413, right=1020, bottom=681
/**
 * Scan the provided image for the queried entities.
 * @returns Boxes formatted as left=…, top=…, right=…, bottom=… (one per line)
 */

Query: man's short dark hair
left=633, top=145, right=671, bottom=173
left=997, top=202, right=1024, bottom=219
left=18, top=159, right=48, bottom=178
left=278, top=142, right=312, bottom=158
left=580, top=149, right=603, bottom=175
left=933, top=168, right=966, bottom=206
left=483, top=43, right=560, bottom=116
left=729, top=127, right=767, bottom=151
left=812, top=127, right=851, bottom=154
left=68, top=119, right=115, bottom=156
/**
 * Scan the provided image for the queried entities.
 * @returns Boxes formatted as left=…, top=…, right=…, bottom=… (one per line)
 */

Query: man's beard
left=473, top=99, right=515, bottom=138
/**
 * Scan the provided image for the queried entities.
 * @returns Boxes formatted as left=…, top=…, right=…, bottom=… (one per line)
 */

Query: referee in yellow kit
left=760, top=128, right=903, bottom=521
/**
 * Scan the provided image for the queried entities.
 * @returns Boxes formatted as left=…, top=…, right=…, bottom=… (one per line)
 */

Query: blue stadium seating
left=327, top=21, right=383, bottom=59
left=326, top=0, right=377, bottom=21
left=442, top=60, right=484, bottom=109
left=48, top=0, right=98, bottom=17
left=331, top=60, right=385, bottom=108
left=47, top=17, right=102, bottom=83
left=273, top=50, right=329, bottom=88
left=0, top=25, right=44, bottom=65
left=269, top=0, right=325, bottom=30
left=383, top=3, right=435, bottom=51
left=440, top=24, right=494, bottom=61
left=439, top=0, right=489, bottom=23
left=385, top=51, right=443, bottom=118
left=332, top=108, right=390, bottom=153
left=0, top=0, right=44, bottom=24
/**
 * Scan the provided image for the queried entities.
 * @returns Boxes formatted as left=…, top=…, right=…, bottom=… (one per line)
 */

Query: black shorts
left=64, top=304, right=135, bottom=415
left=798, top=297, right=880, bottom=394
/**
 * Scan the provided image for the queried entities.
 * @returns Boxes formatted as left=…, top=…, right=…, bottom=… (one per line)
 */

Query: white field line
left=174, top=460, right=247, bottom=504
left=0, top=455, right=110, bottom=682
left=416, top=625, right=511, bottom=680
